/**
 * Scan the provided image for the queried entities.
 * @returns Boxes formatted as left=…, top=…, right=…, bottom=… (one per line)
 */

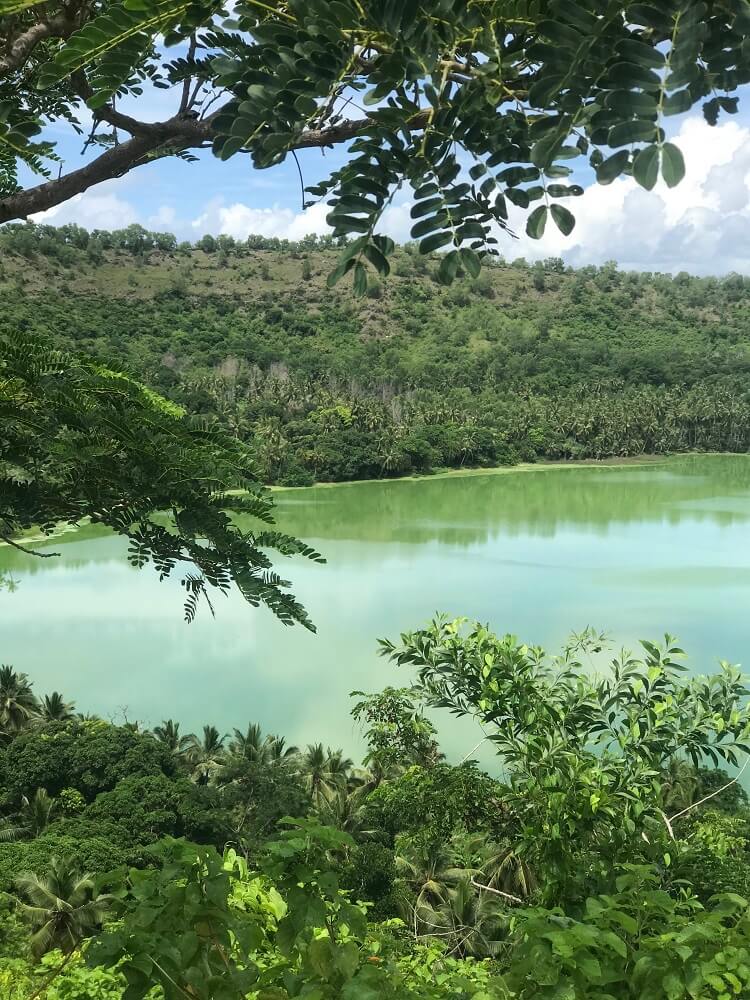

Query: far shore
left=4, top=453, right=744, bottom=551
left=269, top=453, right=676, bottom=493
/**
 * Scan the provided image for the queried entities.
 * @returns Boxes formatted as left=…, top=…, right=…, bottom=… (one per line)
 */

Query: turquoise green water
left=2, top=454, right=750, bottom=762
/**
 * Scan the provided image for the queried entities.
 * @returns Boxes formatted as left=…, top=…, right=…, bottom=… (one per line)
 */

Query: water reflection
left=1, top=455, right=749, bottom=763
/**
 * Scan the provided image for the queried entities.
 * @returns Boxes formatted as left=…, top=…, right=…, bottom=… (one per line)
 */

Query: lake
left=2, top=454, right=750, bottom=764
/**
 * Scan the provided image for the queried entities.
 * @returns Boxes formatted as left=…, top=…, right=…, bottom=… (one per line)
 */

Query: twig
left=458, top=735, right=489, bottom=765
left=149, top=957, right=195, bottom=999
left=180, top=36, right=198, bottom=113
left=0, top=534, right=59, bottom=558
left=669, top=755, right=750, bottom=824
left=470, top=878, right=524, bottom=906
left=658, top=809, right=675, bottom=841
left=27, top=947, right=78, bottom=1000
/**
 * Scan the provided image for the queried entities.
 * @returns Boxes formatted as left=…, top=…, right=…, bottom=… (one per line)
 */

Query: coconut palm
left=229, top=723, right=299, bottom=765
left=187, top=725, right=226, bottom=785
left=347, top=760, right=404, bottom=794
left=152, top=719, right=194, bottom=763
left=424, top=878, right=508, bottom=958
left=477, top=844, right=538, bottom=901
left=0, top=665, right=39, bottom=735
left=0, top=789, right=57, bottom=843
left=15, top=856, right=111, bottom=956
left=301, top=744, right=352, bottom=800
left=327, top=748, right=354, bottom=781
left=39, top=692, right=76, bottom=723
left=396, top=839, right=470, bottom=920
left=314, top=785, right=373, bottom=838
left=661, top=758, right=699, bottom=815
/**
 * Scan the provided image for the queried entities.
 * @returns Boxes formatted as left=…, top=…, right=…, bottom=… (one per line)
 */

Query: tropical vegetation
left=0, top=627, right=749, bottom=997
left=3, top=1, right=750, bottom=995
left=4, top=226, right=750, bottom=491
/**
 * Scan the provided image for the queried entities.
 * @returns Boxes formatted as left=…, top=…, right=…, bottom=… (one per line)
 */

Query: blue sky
left=28, top=76, right=750, bottom=275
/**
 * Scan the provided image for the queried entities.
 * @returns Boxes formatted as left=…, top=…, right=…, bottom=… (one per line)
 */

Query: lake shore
left=270, top=453, right=673, bottom=493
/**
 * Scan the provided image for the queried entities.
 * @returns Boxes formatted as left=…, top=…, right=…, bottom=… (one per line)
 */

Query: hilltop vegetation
left=2, top=222, right=750, bottom=486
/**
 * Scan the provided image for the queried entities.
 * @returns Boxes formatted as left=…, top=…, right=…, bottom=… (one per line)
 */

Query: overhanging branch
left=0, top=109, right=430, bottom=224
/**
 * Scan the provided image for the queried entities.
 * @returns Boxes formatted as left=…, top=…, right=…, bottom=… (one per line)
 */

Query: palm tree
left=152, top=719, right=194, bottom=763
left=314, top=785, right=373, bottom=838
left=0, top=788, right=57, bottom=842
left=426, top=878, right=508, bottom=958
left=347, top=760, right=404, bottom=794
left=301, top=744, right=353, bottom=800
left=39, top=692, right=75, bottom=722
left=0, top=665, right=39, bottom=735
left=476, top=843, right=538, bottom=901
left=395, top=839, right=470, bottom=925
left=15, top=856, right=111, bottom=956
left=187, top=725, right=226, bottom=785
left=228, top=723, right=298, bottom=765
left=326, top=748, right=354, bottom=783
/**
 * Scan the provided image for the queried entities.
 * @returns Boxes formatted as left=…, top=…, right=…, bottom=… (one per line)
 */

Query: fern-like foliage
left=0, top=334, right=323, bottom=627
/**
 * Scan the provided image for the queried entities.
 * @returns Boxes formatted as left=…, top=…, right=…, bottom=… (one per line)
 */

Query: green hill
left=2, top=223, right=750, bottom=484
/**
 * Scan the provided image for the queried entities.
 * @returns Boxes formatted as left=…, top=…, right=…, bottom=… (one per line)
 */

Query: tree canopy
left=0, top=334, right=323, bottom=624
left=2, top=0, right=750, bottom=285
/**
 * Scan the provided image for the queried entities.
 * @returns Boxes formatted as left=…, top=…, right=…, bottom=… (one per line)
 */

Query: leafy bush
left=0, top=721, right=175, bottom=802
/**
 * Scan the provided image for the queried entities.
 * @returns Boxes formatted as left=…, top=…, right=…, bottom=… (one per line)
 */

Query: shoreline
left=269, top=453, right=676, bottom=493
left=4, top=453, right=742, bottom=550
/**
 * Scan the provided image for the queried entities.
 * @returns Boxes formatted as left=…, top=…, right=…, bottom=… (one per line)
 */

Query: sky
left=26, top=76, right=750, bottom=276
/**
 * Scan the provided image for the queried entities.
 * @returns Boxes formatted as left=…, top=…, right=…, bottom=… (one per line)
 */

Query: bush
left=0, top=722, right=175, bottom=802
left=84, top=774, right=230, bottom=848
left=0, top=834, right=130, bottom=892
left=342, top=842, right=396, bottom=916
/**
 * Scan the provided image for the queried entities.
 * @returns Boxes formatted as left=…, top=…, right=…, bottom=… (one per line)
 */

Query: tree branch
left=669, top=755, right=750, bottom=824
left=0, top=109, right=430, bottom=224
left=470, top=879, right=525, bottom=906
left=0, top=9, right=78, bottom=77
left=0, top=533, right=59, bottom=557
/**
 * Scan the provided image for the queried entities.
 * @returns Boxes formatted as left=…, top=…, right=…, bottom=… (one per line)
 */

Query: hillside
left=2, top=223, right=750, bottom=484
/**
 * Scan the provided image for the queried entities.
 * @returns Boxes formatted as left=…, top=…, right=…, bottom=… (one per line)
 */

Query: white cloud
left=148, top=204, right=177, bottom=229
left=191, top=192, right=418, bottom=244
left=33, top=185, right=139, bottom=229
left=27, top=112, right=750, bottom=275
left=191, top=199, right=331, bottom=240
left=508, top=116, right=750, bottom=273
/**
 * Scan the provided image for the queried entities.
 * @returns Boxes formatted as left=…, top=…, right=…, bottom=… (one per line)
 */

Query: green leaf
left=411, top=212, right=449, bottom=239
left=606, top=61, right=661, bottom=89
left=596, top=149, right=630, bottom=184
left=326, top=257, right=355, bottom=288
left=605, top=90, right=659, bottom=116
left=550, top=204, right=575, bottom=236
left=661, top=142, right=685, bottom=188
left=607, top=119, right=658, bottom=147
left=362, top=243, right=390, bottom=276
left=616, top=38, right=666, bottom=68
left=459, top=247, right=481, bottom=278
left=632, top=144, right=659, bottom=190
left=526, top=205, right=548, bottom=239
left=437, top=250, right=460, bottom=284
left=352, top=261, right=368, bottom=296
left=410, top=196, right=444, bottom=219
left=663, top=89, right=692, bottom=116
left=419, top=231, right=453, bottom=254
left=537, top=19, right=582, bottom=49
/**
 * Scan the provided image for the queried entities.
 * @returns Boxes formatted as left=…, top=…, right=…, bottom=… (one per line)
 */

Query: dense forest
left=2, top=623, right=750, bottom=998
left=2, top=222, right=750, bottom=486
